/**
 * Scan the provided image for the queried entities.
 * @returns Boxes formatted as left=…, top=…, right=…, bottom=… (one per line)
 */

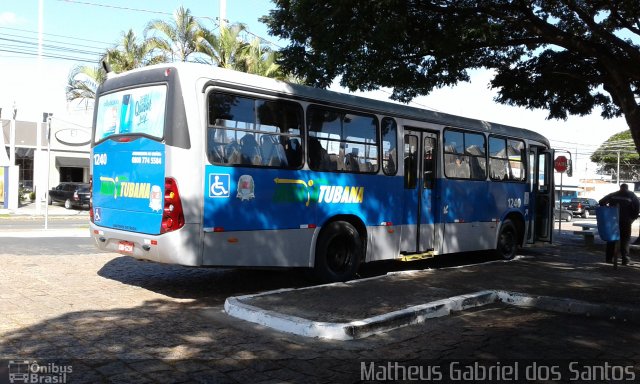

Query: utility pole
left=220, top=0, right=227, bottom=28
left=617, top=150, right=620, bottom=185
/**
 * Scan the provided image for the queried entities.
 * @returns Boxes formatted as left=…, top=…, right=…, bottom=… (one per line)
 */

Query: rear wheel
left=64, top=199, right=72, bottom=209
left=583, top=210, right=590, bottom=219
left=564, top=213, right=573, bottom=222
left=314, top=221, right=362, bottom=283
left=496, top=219, right=518, bottom=260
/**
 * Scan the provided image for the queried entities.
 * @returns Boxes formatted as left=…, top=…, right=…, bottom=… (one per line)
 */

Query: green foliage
left=591, top=130, right=640, bottom=180
left=65, top=7, right=295, bottom=106
left=144, top=6, right=202, bottom=63
left=263, top=1, right=640, bottom=150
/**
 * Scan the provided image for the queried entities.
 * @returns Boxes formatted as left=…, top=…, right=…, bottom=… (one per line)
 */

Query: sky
left=0, top=0, right=632, bottom=175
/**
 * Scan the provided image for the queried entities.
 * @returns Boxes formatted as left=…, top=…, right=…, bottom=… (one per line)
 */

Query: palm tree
left=145, top=6, right=202, bottom=62
left=105, top=29, right=163, bottom=73
left=65, top=64, right=106, bottom=108
left=242, top=37, right=283, bottom=79
left=195, top=23, right=248, bottom=69
left=66, top=29, right=159, bottom=107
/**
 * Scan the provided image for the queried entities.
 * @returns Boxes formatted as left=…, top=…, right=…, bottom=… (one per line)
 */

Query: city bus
left=89, top=62, right=554, bottom=282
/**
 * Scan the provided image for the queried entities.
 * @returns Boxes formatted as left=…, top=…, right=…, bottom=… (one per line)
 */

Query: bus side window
left=382, top=117, right=398, bottom=175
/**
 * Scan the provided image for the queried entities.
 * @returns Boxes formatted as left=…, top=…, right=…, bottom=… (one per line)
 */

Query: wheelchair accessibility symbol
left=209, top=174, right=230, bottom=198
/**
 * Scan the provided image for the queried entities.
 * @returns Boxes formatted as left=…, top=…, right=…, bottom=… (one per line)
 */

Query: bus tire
left=314, top=221, right=362, bottom=283
left=496, top=219, right=518, bottom=260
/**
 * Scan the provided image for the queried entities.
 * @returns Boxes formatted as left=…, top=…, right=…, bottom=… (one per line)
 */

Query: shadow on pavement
left=94, top=250, right=506, bottom=304
left=97, top=256, right=313, bottom=305
left=2, top=233, right=640, bottom=381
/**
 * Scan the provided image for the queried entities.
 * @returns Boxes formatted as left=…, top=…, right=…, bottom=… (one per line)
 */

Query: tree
left=145, top=6, right=203, bottom=62
left=263, top=1, right=640, bottom=151
left=243, top=37, right=286, bottom=79
left=65, top=64, right=106, bottom=108
left=66, top=29, right=158, bottom=106
left=105, top=29, right=163, bottom=73
left=195, top=23, right=249, bottom=69
left=591, top=130, right=640, bottom=181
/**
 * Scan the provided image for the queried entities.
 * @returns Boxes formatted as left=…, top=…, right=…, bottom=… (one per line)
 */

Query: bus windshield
left=94, top=85, right=167, bottom=142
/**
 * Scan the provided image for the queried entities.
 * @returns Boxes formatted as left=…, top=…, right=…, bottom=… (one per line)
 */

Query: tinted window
left=381, top=117, right=397, bottom=175
left=207, top=93, right=304, bottom=168
left=444, top=129, right=486, bottom=180
left=307, top=106, right=378, bottom=173
left=489, top=136, right=526, bottom=182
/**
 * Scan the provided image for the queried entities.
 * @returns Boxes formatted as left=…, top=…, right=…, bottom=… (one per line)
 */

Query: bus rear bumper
left=89, top=222, right=201, bottom=266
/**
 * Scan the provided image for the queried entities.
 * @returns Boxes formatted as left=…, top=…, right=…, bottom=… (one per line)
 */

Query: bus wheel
left=314, top=221, right=362, bottom=283
left=496, top=219, right=518, bottom=260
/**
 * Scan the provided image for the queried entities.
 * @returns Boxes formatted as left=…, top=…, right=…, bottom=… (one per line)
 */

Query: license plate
left=118, top=241, right=134, bottom=254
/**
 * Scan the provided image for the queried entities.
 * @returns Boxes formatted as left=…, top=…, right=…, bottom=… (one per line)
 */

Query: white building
left=1, top=117, right=90, bottom=206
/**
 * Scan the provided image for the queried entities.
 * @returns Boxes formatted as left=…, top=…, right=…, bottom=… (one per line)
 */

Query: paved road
left=0, top=226, right=638, bottom=383
left=0, top=217, right=88, bottom=230
left=0, top=236, right=102, bottom=255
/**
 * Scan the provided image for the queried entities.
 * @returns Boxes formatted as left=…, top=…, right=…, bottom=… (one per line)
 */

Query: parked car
left=48, top=182, right=90, bottom=209
left=567, top=197, right=599, bottom=218
left=554, top=201, right=573, bottom=222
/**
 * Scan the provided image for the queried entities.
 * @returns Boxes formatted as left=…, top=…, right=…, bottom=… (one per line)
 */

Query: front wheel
left=496, top=219, right=518, bottom=260
left=314, top=221, right=362, bottom=283
left=583, top=210, right=590, bottom=219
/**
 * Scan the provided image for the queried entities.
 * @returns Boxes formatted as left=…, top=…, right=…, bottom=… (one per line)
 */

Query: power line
left=54, top=0, right=174, bottom=17
left=0, top=26, right=113, bottom=47
left=0, top=48, right=99, bottom=63
left=55, top=0, right=283, bottom=49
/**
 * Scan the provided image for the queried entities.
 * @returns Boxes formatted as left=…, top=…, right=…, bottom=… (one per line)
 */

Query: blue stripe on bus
left=203, top=166, right=528, bottom=231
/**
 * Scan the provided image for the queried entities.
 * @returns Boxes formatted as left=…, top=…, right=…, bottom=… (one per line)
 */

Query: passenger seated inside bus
left=445, top=154, right=470, bottom=178
left=345, top=148, right=360, bottom=171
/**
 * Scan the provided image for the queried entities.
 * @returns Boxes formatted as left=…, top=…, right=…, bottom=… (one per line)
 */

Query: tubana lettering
left=318, top=185, right=364, bottom=204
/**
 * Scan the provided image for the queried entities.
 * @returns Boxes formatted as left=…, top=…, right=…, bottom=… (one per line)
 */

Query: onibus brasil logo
left=8, top=360, right=72, bottom=383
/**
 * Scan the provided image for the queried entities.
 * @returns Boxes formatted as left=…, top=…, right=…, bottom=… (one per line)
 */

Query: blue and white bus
left=90, top=63, right=554, bottom=282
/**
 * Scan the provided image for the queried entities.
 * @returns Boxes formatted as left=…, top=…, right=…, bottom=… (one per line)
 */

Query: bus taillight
left=89, top=176, right=94, bottom=223
left=161, top=177, right=185, bottom=234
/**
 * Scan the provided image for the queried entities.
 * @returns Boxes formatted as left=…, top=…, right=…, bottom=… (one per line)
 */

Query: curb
left=224, top=289, right=640, bottom=341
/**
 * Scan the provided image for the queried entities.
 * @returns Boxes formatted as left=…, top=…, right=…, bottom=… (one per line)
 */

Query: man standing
left=599, top=184, right=640, bottom=265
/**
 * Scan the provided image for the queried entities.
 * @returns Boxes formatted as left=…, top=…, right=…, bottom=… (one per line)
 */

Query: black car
left=567, top=197, right=599, bottom=218
left=48, top=182, right=90, bottom=209
left=554, top=201, right=573, bottom=222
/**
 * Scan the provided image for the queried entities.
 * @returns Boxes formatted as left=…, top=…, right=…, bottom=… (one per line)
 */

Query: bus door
left=401, top=129, right=438, bottom=253
left=527, top=146, right=554, bottom=243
